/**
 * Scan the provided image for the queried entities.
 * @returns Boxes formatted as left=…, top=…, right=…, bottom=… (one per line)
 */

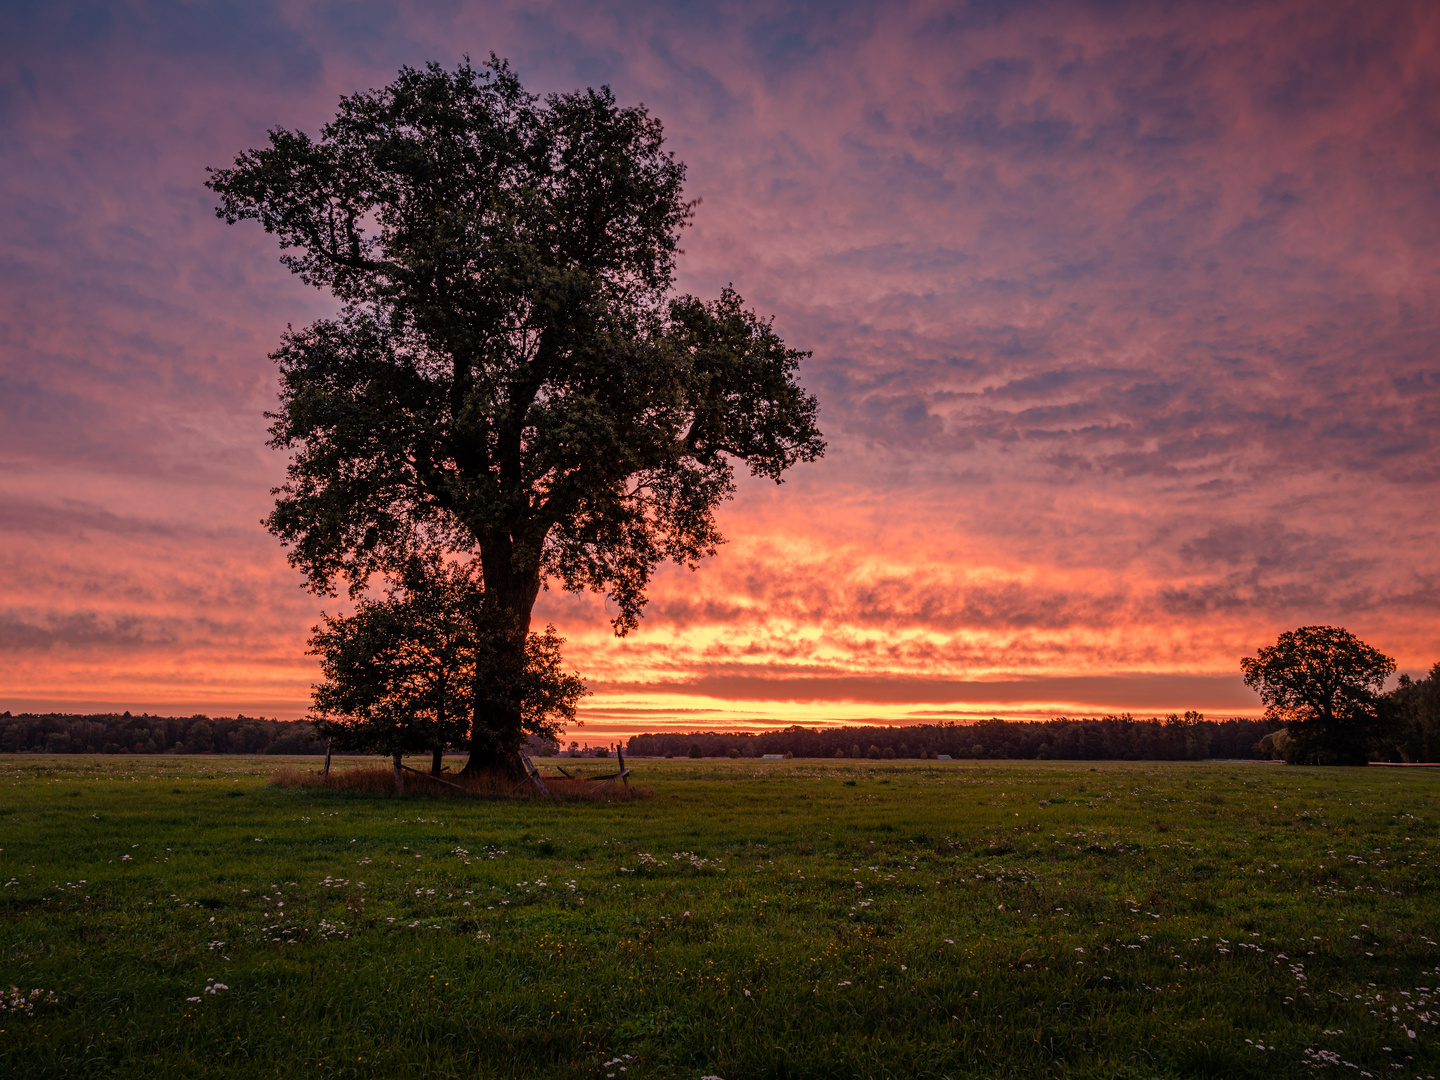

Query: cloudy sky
left=3, top=0, right=1437, bottom=738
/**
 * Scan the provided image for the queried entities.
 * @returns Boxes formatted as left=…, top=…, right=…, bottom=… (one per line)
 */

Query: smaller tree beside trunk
left=309, top=554, right=586, bottom=787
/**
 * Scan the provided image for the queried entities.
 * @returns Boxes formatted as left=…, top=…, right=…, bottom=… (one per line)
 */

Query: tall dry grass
left=268, top=765, right=648, bottom=802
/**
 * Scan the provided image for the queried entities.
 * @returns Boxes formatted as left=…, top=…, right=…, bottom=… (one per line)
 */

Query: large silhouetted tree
left=209, top=58, right=824, bottom=773
left=1241, top=625, right=1395, bottom=765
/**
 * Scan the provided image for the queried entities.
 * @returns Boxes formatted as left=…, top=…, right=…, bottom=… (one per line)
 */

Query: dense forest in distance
left=6, top=667, right=1437, bottom=763
left=0, top=710, right=1277, bottom=761
left=625, top=715, right=1278, bottom=762
left=0, top=712, right=323, bottom=756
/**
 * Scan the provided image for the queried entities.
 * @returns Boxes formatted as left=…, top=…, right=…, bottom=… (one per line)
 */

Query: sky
left=2, top=0, right=1437, bottom=741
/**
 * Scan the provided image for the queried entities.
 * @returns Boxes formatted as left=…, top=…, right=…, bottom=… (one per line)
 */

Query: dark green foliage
left=1379, top=663, right=1440, bottom=762
left=207, top=59, right=823, bottom=769
left=309, top=554, right=586, bottom=761
left=1242, top=626, right=1396, bottom=765
left=264, top=730, right=321, bottom=756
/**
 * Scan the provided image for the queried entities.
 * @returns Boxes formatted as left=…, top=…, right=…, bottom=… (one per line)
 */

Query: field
left=2, top=755, right=1438, bottom=1079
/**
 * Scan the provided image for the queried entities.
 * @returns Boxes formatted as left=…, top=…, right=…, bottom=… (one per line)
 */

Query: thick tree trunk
left=461, top=630, right=531, bottom=778
left=393, top=750, right=404, bottom=794
left=464, top=742, right=525, bottom=779
left=462, top=552, right=542, bottom=778
left=431, top=747, right=444, bottom=776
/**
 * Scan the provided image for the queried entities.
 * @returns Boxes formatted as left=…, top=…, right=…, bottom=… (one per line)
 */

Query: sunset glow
left=3, top=1, right=1437, bottom=738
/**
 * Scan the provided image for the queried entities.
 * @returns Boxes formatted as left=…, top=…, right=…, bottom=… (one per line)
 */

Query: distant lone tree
left=309, top=554, right=586, bottom=789
left=208, top=58, right=823, bottom=774
left=1241, top=626, right=1395, bottom=765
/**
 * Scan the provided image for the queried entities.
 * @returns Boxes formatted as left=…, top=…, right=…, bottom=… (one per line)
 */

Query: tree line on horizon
left=623, top=714, right=1271, bottom=762
left=0, top=710, right=1273, bottom=760
left=4, top=657, right=1436, bottom=763
left=0, top=712, right=321, bottom=757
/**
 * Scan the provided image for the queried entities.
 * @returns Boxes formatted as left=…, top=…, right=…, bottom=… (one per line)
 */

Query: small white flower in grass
left=744, top=989, right=751, bottom=997
left=187, top=996, right=201, bottom=1003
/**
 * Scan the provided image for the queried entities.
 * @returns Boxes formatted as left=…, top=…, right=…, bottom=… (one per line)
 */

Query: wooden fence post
left=519, top=752, right=550, bottom=798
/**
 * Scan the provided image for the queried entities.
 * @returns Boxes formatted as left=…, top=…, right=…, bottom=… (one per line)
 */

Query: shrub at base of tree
left=307, top=555, right=586, bottom=782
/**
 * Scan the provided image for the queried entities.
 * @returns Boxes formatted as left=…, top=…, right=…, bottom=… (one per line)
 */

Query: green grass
left=2, top=755, right=1438, bottom=1078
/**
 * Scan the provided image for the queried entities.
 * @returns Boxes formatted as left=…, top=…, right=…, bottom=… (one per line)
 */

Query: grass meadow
left=1, top=754, right=1438, bottom=1079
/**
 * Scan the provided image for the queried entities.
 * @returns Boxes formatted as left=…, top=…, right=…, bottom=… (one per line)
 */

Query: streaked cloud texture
left=3, top=1, right=1437, bottom=737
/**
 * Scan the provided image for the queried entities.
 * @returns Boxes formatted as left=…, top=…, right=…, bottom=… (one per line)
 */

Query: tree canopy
left=208, top=58, right=824, bottom=771
left=1241, top=625, right=1395, bottom=765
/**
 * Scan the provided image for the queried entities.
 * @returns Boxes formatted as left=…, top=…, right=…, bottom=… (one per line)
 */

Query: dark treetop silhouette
left=207, top=58, right=824, bottom=774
